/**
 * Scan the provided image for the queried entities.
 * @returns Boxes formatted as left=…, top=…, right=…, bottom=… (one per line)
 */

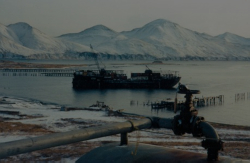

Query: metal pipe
left=0, top=118, right=152, bottom=159
left=155, top=117, right=173, bottom=129
left=199, top=121, right=223, bottom=161
left=199, top=121, right=219, bottom=140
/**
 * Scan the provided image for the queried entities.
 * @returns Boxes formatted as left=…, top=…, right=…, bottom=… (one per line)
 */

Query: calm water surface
left=1, top=60, right=250, bottom=126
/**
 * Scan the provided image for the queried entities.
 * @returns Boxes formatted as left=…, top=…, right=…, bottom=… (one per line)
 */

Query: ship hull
left=72, top=77, right=181, bottom=89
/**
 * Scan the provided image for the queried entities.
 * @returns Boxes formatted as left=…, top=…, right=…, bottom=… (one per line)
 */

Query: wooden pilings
left=193, top=95, right=224, bottom=107
left=0, top=68, right=75, bottom=73
left=150, top=95, right=224, bottom=111
left=0, top=68, right=76, bottom=77
left=41, top=73, right=73, bottom=77
left=235, top=92, right=250, bottom=101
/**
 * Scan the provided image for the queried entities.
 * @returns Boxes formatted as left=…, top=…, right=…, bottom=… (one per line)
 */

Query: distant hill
left=1, top=19, right=250, bottom=60
left=215, top=32, right=250, bottom=46
left=0, top=22, right=89, bottom=59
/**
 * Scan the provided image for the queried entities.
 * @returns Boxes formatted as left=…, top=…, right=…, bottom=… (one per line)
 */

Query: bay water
left=1, top=60, right=250, bottom=126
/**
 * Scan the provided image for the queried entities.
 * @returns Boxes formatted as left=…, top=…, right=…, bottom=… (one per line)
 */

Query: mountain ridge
left=215, top=32, right=250, bottom=46
left=1, top=19, right=250, bottom=60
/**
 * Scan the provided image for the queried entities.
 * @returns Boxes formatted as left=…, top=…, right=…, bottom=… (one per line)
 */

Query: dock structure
left=151, top=95, right=224, bottom=111
left=151, top=100, right=176, bottom=110
left=0, top=68, right=76, bottom=77
left=41, top=73, right=73, bottom=77
left=0, top=68, right=76, bottom=73
left=234, top=92, right=250, bottom=102
left=234, top=92, right=250, bottom=101
left=193, top=95, right=224, bottom=107
left=235, top=93, right=245, bottom=101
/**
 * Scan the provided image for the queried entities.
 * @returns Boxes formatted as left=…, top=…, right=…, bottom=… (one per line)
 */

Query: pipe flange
left=172, top=115, right=185, bottom=135
left=201, top=139, right=224, bottom=150
left=147, top=117, right=160, bottom=128
left=202, top=139, right=224, bottom=161
left=128, top=120, right=138, bottom=131
left=191, top=116, right=204, bottom=137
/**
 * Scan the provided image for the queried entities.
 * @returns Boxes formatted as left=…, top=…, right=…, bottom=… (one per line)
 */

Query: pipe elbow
left=199, top=121, right=224, bottom=161
left=199, top=121, right=220, bottom=140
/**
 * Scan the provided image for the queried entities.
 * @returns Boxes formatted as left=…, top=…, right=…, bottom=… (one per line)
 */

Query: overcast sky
left=1, top=0, right=250, bottom=37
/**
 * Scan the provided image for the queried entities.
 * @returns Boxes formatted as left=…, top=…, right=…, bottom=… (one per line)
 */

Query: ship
left=72, top=67, right=181, bottom=89
left=72, top=44, right=181, bottom=89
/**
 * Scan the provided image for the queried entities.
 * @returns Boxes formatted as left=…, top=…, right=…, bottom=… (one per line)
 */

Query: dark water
left=1, top=60, right=250, bottom=126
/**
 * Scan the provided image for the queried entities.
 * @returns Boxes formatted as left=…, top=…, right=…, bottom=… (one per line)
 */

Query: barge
left=72, top=68, right=181, bottom=89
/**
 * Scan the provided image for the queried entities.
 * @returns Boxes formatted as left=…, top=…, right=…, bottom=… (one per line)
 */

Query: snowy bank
left=0, top=96, right=250, bottom=162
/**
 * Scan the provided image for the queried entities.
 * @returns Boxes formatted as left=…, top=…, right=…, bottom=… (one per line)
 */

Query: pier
left=235, top=92, right=250, bottom=101
left=193, top=95, right=224, bottom=107
left=150, top=95, right=224, bottom=111
left=0, top=68, right=76, bottom=77
left=41, top=73, right=73, bottom=77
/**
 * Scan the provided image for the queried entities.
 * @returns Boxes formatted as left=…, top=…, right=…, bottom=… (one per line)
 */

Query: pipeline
left=0, top=118, right=152, bottom=159
left=0, top=116, right=222, bottom=161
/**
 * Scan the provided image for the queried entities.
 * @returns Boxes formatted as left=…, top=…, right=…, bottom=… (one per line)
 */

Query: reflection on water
left=1, top=61, right=250, bottom=126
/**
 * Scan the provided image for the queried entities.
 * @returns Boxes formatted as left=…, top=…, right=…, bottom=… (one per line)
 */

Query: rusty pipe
left=0, top=118, right=152, bottom=159
left=199, top=121, right=219, bottom=140
left=199, top=121, right=223, bottom=161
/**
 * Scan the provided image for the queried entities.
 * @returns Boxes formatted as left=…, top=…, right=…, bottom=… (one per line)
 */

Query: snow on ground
left=0, top=96, right=125, bottom=133
left=0, top=96, right=250, bottom=162
left=0, top=95, right=249, bottom=142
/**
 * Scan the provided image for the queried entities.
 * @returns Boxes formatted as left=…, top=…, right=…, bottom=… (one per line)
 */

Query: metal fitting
left=191, top=116, right=204, bottom=137
left=172, top=115, right=185, bottom=135
left=201, top=139, right=224, bottom=161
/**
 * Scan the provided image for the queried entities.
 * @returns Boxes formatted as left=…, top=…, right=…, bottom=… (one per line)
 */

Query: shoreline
left=2, top=95, right=250, bottom=129
left=0, top=96, right=250, bottom=161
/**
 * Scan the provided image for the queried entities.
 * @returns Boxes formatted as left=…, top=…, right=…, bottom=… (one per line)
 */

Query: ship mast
left=145, top=65, right=153, bottom=74
left=90, top=44, right=106, bottom=72
left=145, top=65, right=151, bottom=70
left=90, top=44, right=100, bottom=71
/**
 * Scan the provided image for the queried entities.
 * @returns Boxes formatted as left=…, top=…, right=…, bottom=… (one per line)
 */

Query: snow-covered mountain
left=1, top=19, right=250, bottom=60
left=59, top=25, right=119, bottom=46
left=215, top=32, right=250, bottom=46
left=0, top=22, right=90, bottom=58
